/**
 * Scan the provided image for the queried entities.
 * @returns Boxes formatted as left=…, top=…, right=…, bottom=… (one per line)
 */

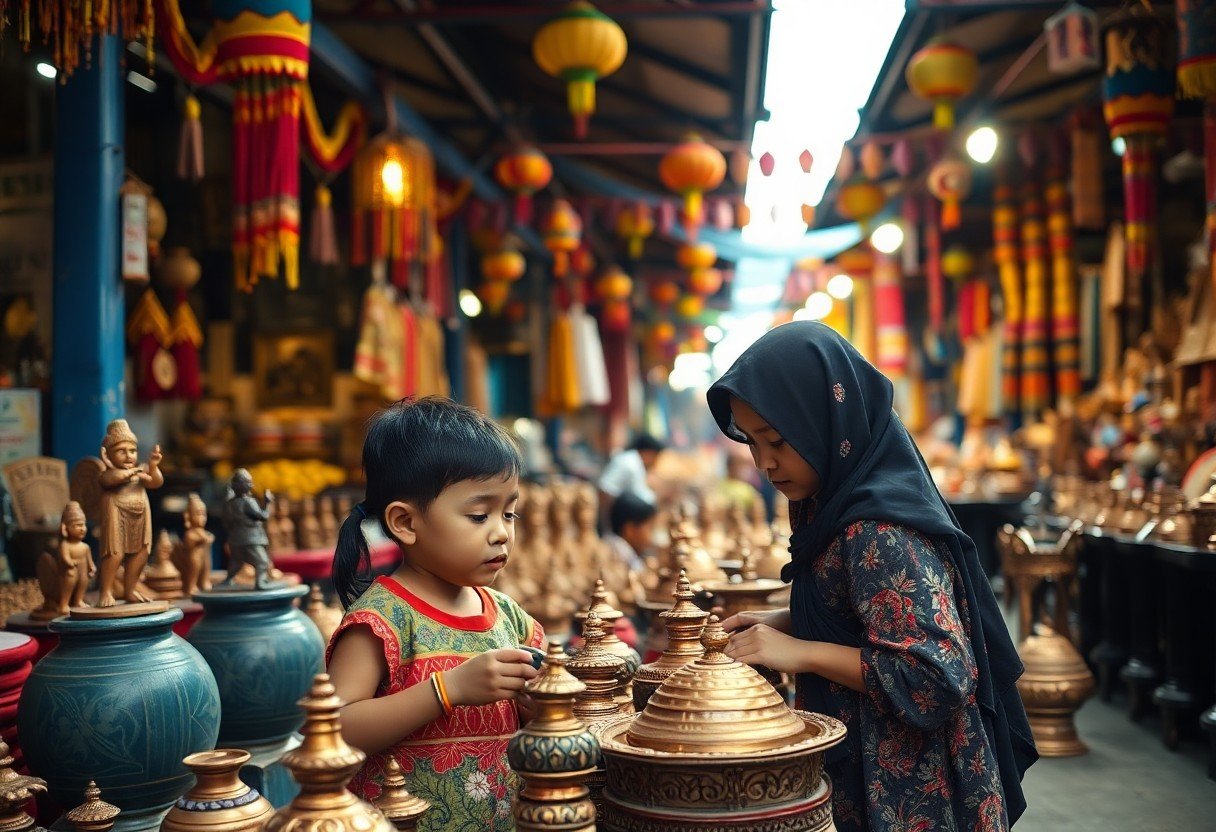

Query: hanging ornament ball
left=532, top=0, right=628, bottom=138
left=675, top=294, right=704, bottom=319
left=541, top=199, right=584, bottom=276
left=799, top=149, right=814, bottom=174
left=891, top=139, right=915, bottom=178
left=835, top=176, right=886, bottom=226
left=147, top=197, right=168, bottom=247
left=659, top=136, right=727, bottom=226
left=157, top=247, right=202, bottom=292
left=615, top=203, right=655, bottom=258
left=759, top=152, right=776, bottom=177
left=905, top=38, right=979, bottom=131
left=595, top=266, right=634, bottom=302
left=649, top=320, right=677, bottom=346
left=736, top=202, right=751, bottom=228
left=801, top=204, right=817, bottom=226
left=860, top=142, right=885, bottom=179
left=688, top=267, right=723, bottom=297
left=676, top=242, right=717, bottom=272
left=941, top=245, right=975, bottom=279
left=482, top=247, right=527, bottom=283
left=730, top=148, right=752, bottom=186
left=601, top=300, right=632, bottom=332
left=477, top=280, right=512, bottom=314
left=649, top=279, right=681, bottom=307
left=493, top=147, right=553, bottom=196
left=926, top=155, right=973, bottom=229
left=837, top=246, right=875, bottom=278
left=570, top=245, right=597, bottom=278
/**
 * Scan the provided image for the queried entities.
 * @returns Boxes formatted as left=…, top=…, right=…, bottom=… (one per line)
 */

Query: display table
left=271, top=542, right=398, bottom=583
left=0, top=632, right=36, bottom=773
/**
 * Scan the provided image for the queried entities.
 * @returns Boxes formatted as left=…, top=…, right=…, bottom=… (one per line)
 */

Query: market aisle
left=1017, top=697, right=1215, bottom=831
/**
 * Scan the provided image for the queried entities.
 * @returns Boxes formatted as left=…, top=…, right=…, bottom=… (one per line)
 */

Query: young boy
left=605, top=492, right=657, bottom=573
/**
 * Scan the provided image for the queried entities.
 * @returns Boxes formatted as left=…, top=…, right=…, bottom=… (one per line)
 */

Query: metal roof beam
left=322, top=1, right=771, bottom=25
left=627, top=39, right=733, bottom=89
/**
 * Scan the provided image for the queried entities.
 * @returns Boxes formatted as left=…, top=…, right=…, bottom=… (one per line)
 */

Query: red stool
left=0, top=632, right=37, bottom=772
left=272, top=543, right=399, bottom=583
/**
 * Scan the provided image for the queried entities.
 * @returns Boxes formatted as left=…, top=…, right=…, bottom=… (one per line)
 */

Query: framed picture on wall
left=253, top=331, right=335, bottom=409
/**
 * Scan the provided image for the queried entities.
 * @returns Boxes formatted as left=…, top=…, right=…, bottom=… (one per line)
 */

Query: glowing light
left=1112, top=137, right=1126, bottom=157
left=459, top=289, right=482, bottom=318
left=827, top=273, right=854, bottom=300
left=36, top=62, right=56, bottom=80
left=965, top=126, right=999, bottom=164
left=792, top=307, right=813, bottom=321
left=870, top=221, right=904, bottom=254
left=381, top=159, right=405, bottom=204
left=805, top=291, right=833, bottom=321
left=704, top=324, right=724, bottom=343
left=126, top=70, right=157, bottom=93
left=669, top=352, right=713, bottom=392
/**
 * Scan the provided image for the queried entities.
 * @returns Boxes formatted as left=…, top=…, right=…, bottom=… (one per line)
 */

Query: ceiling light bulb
left=965, top=126, right=999, bottom=164
left=36, top=62, right=56, bottom=80
left=381, top=159, right=405, bottom=205
left=827, top=273, right=854, bottom=300
left=870, top=221, right=904, bottom=254
left=459, top=289, right=482, bottom=318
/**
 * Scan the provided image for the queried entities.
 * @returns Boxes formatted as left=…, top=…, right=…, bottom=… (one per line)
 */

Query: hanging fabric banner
left=1020, top=179, right=1051, bottom=414
left=1047, top=168, right=1081, bottom=399
left=994, top=180, right=1023, bottom=418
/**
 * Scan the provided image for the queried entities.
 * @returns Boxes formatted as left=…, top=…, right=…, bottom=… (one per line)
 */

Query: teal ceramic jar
left=188, top=585, right=323, bottom=748
left=17, top=608, right=221, bottom=832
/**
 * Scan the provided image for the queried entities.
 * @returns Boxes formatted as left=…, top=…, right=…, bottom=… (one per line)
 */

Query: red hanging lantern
left=494, top=146, right=553, bottom=225
left=759, top=152, right=776, bottom=177
left=542, top=199, right=583, bottom=277
left=926, top=155, right=973, bottom=230
left=688, top=268, right=723, bottom=297
left=601, top=301, right=632, bottom=333
left=595, top=266, right=633, bottom=302
left=905, top=38, right=980, bottom=131
left=482, top=246, right=527, bottom=282
left=648, top=279, right=680, bottom=307
left=659, top=135, right=727, bottom=240
left=675, top=242, right=717, bottom=272
left=477, top=280, right=512, bottom=315
left=615, top=203, right=655, bottom=259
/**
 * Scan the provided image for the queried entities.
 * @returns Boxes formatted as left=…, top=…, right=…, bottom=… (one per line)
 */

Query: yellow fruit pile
left=213, top=459, right=346, bottom=500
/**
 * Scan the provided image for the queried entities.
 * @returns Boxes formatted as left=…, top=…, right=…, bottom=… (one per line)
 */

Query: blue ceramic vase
left=17, top=608, right=221, bottom=832
left=187, top=585, right=323, bottom=749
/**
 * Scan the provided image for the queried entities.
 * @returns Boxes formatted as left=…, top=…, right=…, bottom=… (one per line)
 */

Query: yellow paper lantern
left=905, top=38, right=979, bottom=131
left=477, top=280, right=511, bottom=315
left=595, top=266, right=634, bottom=302
left=660, top=135, right=727, bottom=239
left=835, top=176, right=886, bottom=231
left=676, top=242, right=717, bottom=272
left=649, top=280, right=680, bottom=307
left=533, top=1, right=628, bottom=138
left=688, top=268, right=723, bottom=297
left=482, top=247, right=527, bottom=283
left=541, top=199, right=583, bottom=277
left=615, top=203, right=655, bottom=259
left=941, top=245, right=975, bottom=280
left=675, top=294, right=704, bottom=319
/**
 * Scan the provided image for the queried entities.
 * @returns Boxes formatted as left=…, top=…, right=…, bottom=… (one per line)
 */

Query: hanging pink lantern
left=799, top=149, right=814, bottom=174
left=891, top=139, right=915, bottom=178
left=1045, top=1, right=1100, bottom=76
left=860, top=142, right=885, bottom=179
left=759, top=152, right=776, bottom=177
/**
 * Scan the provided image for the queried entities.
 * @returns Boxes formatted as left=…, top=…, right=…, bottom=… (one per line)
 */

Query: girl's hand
left=720, top=608, right=792, bottom=635
left=724, top=624, right=813, bottom=675
left=445, top=648, right=539, bottom=708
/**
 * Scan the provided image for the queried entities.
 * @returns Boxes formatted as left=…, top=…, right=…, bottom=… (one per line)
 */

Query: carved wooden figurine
left=31, top=501, right=94, bottom=620
left=297, top=497, right=325, bottom=551
left=143, top=530, right=184, bottom=600
left=219, top=469, right=275, bottom=590
left=318, top=495, right=338, bottom=550
left=96, top=420, right=164, bottom=607
left=174, top=494, right=214, bottom=594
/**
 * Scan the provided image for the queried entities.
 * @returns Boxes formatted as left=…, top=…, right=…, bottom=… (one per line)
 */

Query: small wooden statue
left=270, top=497, right=296, bottom=555
left=174, top=493, right=214, bottom=594
left=31, top=501, right=94, bottom=620
left=318, top=495, right=338, bottom=549
left=143, top=530, right=184, bottom=600
left=219, top=469, right=275, bottom=590
left=96, top=419, right=163, bottom=607
left=298, top=497, right=325, bottom=551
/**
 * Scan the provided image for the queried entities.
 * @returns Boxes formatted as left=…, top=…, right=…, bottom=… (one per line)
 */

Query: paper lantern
left=759, top=152, right=776, bottom=177
left=615, top=203, right=655, bottom=259
left=676, top=242, right=717, bottom=272
left=1177, top=0, right=1216, bottom=288
left=595, top=267, right=633, bottom=302
left=649, top=280, right=680, bottom=307
left=351, top=134, right=438, bottom=287
left=494, top=147, right=553, bottom=225
left=926, top=155, right=972, bottom=230
left=648, top=321, right=677, bottom=346
left=905, top=38, right=979, bottom=130
left=532, top=0, right=627, bottom=138
left=1045, top=1, right=1100, bottom=76
left=675, top=294, right=704, bottom=319
left=542, top=199, right=583, bottom=277
left=601, top=301, right=631, bottom=333
left=687, top=268, right=723, bottom=297
left=835, top=176, right=886, bottom=231
left=477, top=280, right=511, bottom=315
left=860, top=142, right=885, bottom=179
left=660, top=135, right=727, bottom=240
left=570, top=245, right=597, bottom=278
left=941, top=246, right=975, bottom=280
left=799, top=149, right=814, bottom=174
left=482, top=247, right=526, bottom=283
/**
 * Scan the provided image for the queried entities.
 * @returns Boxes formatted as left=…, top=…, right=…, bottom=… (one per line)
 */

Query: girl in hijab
left=708, top=322, right=1036, bottom=832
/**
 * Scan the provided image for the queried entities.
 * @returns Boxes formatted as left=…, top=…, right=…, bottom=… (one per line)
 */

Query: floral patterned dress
left=796, top=520, right=1008, bottom=832
left=326, top=576, right=545, bottom=832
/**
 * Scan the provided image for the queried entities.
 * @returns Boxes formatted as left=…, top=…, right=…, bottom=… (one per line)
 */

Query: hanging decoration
left=926, top=154, right=972, bottom=230
left=158, top=0, right=313, bottom=291
left=615, top=203, right=655, bottom=259
left=300, top=90, right=367, bottom=267
left=177, top=94, right=205, bottom=183
left=799, top=149, right=814, bottom=174
left=648, top=279, right=680, bottom=308
left=687, top=268, right=723, bottom=297
left=1102, top=8, right=1174, bottom=307
left=539, top=309, right=582, bottom=415
left=5, top=0, right=153, bottom=77
left=838, top=246, right=875, bottom=362
left=482, top=245, right=527, bottom=284
left=660, top=135, right=727, bottom=240
left=759, top=152, right=776, bottom=177
left=594, top=266, right=633, bottom=304
left=1045, top=1, right=1100, bottom=76
left=859, top=142, right=885, bottom=179
left=351, top=132, right=438, bottom=288
left=532, top=0, right=628, bottom=139
left=160, top=248, right=205, bottom=401
left=924, top=195, right=944, bottom=330
left=1046, top=169, right=1081, bottom=399
left=835, top=176, right=885, bottom=232
left=873, top=253, right=908, bottom=379
left=675, top=242, right=717, bottom=273
left=542, top=199, right=583, bottom=278
left=675, top=295, right=704, bottom=320
left=1070, top=110, right=1105, bottom=230
left=944, top=245, right=984, bottom=339
left=994, top=180, right=1023, bottom=418
left=1177, top=0, right=1216, bottom=288
left=905, top=38, right=979, bottom=131
left=570, top=245, right=597, bottom=279
left=494, top=147, right=553, bottom=226
left=1019, top=180, right=1051, bottom=414
left=477, top=280, right=512, bottom=316
left=571, top=304, right=612, bottom=404
left=127, top=289, right=173, bottom=404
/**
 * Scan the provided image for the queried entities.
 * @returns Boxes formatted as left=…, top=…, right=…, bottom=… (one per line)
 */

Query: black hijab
left=707, top=321, right=1037, bottom=824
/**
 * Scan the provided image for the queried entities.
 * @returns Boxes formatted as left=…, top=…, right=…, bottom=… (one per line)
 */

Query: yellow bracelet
left=431, top=671, right=454, bottom=716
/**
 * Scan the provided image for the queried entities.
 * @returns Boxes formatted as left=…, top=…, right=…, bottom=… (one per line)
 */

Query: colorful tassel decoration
left=177, top=93, right=205, bottom=182
left=540, top=309, right=582, bottom=416
left=994, top=181, right=1022, bottom=417
left=1176, top=0, right=1216, bottom=289
left=128, top=289, right=173, bottom=404
left=308, top=184, right=339, bottom=266
left=1019, top=180, right=1051, bottom=414
left=873, top=253, right=908, bottom=379
left=169, top=291, right=204, bottom=401
left=1046, top=170, right=1081, bottom=399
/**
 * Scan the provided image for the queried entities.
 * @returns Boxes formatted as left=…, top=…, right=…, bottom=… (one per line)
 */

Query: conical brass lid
left=626, top=617, right=807, bottom=754
left=66, top=782, right=119, bottom=832
left=375, top=759, right=429, bottom=831
left=633, top=570, right=706, bottom=686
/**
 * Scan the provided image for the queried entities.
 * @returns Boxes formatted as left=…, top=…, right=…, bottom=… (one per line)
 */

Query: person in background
left=716, top=452, right=764, bottom=515
left=605, top=492, right=658, bottom=573
left=597, top=433, right=666, bottom=527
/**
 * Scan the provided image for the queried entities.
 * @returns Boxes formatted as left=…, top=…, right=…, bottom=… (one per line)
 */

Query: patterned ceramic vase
left=161, top=749, right=274, bottom=832
left=187, top=585, right=323, bottom=748
left=16, top=607, right=221, bottom=832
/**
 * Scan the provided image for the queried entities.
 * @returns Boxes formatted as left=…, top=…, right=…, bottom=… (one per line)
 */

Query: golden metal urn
left=575, top=580, right=640, bottom=713
left=596, top=618, right=846, bottom=832
left=701, top=540, right=786, bottom=622
left=567, top=611, right=628, bottom=819
left=632, top=571, right=707, bottom=712
left=0, top=739, right=45, bottom=832
left=374, top=759, right=429, bottom=832
left=1016, top=627, right=1095, bottom=756
left=161, top=749, right=273, bottom=832
left=66, top=782, right=119, bottom=832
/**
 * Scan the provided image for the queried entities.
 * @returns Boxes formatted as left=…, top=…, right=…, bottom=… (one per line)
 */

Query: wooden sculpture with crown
left=595, top=617, right=846, bottom=832
left=264, top=674, right=395, bottom=832
left=574, top=580, right=640, bottom=713
left=0, top=739, right=46, bottom=832
left=632, top=570, right=707, bottom=711
left=29, top=501, right=94, bottom=621
left=507, top=643, right=600, bottom=832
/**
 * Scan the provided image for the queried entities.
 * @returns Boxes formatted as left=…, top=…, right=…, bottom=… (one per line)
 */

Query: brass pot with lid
left=632, top=570, right=707, bottom=712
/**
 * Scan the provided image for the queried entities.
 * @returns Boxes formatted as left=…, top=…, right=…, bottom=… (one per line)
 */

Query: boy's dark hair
left=610, top=492, right=658, bottom=536
left=630, top=433, right=666, bottom=454
left=333, top=397, right=522, bottom=608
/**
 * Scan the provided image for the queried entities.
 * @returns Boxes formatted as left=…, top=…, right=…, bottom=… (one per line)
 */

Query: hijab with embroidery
left=706, top=321, right=1036, bottom=824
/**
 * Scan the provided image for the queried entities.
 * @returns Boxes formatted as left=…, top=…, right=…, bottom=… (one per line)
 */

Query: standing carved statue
left=174, top=494, right=215, bottom=594
left=297, top=497, right=325, bottom=551
left=31, top=501, right=94, bottom=620
left=95, top=420, right=164, bottom=607
left=219, top=469, right=276, bottom=590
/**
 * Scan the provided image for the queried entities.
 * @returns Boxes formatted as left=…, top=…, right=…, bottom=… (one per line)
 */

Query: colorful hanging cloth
left=539, top=309, right=581, bottom=416
left=1019, top=180, right=1051, bottom=414
left=168, top=292, right=204, bottom=401
left=994, top=181, right=1023, bottom=417
left=128, top=289, right=173, bottom=404
left=569, top=305, right=610, bottom=407
left=873, top=254, right=908, bottom=379
left=1046, top=171, right=1081, bottom=399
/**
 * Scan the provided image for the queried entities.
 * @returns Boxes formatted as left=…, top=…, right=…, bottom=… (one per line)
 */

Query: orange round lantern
left=481, top=247, right=526, bottom=283
left=595, top=266, right=633, bottom=302
left=941, top=245, right=975, bottom=280
left=570, top=245, right=596, bottom=278
left=532, top=1, right=628, bottom=138
left=905, top=39, right=979, bottom=131
left=837, top=246, right=875, bottom=278
left=615, top=203, right=655, bottom=259
left=494, top=147, right=553, bottom=225
left=735, top=201, right=751, bottom=228
left=477, top=280, right=511, bottom=315
left=648, top=320, right=676, bottom=346
left=676, top=242, right=717, bottom=272
left=659, top=135, right=726, bottom=239
left=835, top=176, right=886, bottom=231
left=675, top=294, right=704, bottom=319
left=926, top=155, right=972, bottom=230
left=601, top=300, right=631, bottom=332
left=688, top=267, right=723, bottom=297
left=541, top=199, right=583, bottom=277
left=648, top=280, right=680, bottom=307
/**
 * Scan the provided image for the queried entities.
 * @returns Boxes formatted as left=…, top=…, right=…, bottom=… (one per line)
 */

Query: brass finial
left=567, top=611, right=627, bottom=723
left=737, top=537, right=757, bottom=582
left=574, top=580, right=639, bottom=711
left=65, top=782, right=119, bottom=832
left=0, top=740, right=45, bottom=832
left=699, top=615, right=731, bottom=659
left=374, top=759, right=429, bottom=831
left=632, top=569, right=710, bottom=710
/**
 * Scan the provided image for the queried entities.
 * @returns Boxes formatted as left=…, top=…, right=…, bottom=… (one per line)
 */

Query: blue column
left=51, top=36, right=125, bottom=465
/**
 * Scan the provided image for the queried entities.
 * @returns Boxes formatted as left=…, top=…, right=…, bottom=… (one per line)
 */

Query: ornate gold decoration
left=0, top=740, right=45, bottom=832
left=373, top=759, right=428, bottom=831
left=162, top=749, right=273, bottom=832
left=568, top=610, right=627, bottom=724
left=574, top=580, right=639, bottom=712
left=507, top=643, right=600, bottom=832
left=264, top=674, right=394, bottom=832
left=702, top=539, right=785, bottom=622
left=1017, top=627, right=1095, bottom=756
left=632, top=570, right=707, bottom=712
left=65, top=782, right=119, bottom=832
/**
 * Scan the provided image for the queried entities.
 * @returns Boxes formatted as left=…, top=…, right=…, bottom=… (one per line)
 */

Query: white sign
left=122, top=191, right=149, bottom=282
left=0, top=389, right=41, bottom=465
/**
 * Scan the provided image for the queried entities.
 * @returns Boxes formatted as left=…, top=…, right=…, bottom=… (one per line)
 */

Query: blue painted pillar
left=51, top=36, right=126, bottom=465
left=444, top=220, right=468, bottom=404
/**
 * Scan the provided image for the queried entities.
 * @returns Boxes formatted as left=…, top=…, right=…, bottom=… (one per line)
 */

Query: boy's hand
left=445, top=648, right=539, bottom=708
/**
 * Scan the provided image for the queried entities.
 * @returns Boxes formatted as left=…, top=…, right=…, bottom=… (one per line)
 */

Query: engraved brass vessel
left=631, top=571, right=707, bottom=712
left=1016, top=627, right=1095, bottom=756
left=161, top=749, right=273, bottom=832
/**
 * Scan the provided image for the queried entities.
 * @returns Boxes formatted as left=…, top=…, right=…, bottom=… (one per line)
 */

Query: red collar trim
left=374, top=576, right=497, bottom=631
